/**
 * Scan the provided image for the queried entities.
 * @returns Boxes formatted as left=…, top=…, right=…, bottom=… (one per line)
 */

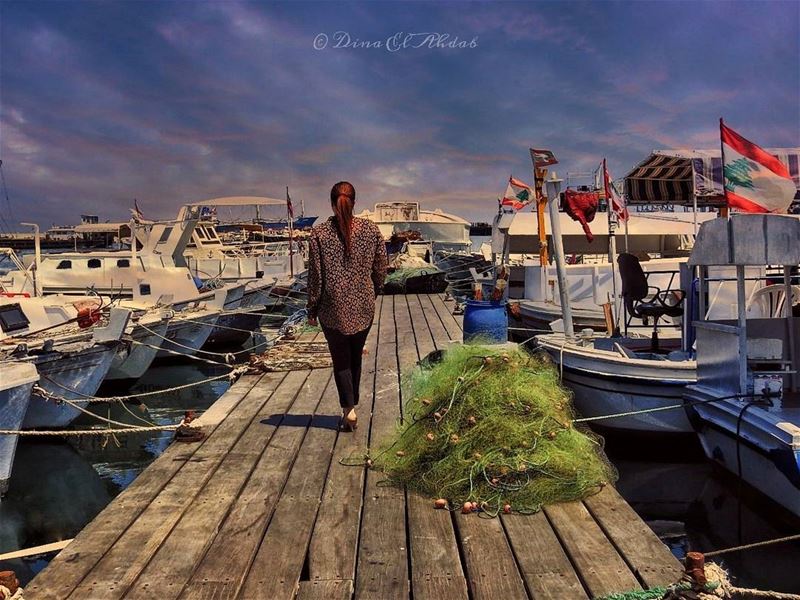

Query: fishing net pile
left=375, top=344, right=616, bottom=515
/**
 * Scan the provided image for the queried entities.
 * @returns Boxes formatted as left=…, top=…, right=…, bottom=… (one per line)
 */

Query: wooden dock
left=26, top=294, right=683, bottom=600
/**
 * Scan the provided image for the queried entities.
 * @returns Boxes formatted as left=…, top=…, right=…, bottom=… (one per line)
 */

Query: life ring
left=0, top=292, right=30, bottom=298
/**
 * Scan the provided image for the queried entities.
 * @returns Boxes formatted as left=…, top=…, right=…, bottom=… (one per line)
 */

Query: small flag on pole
left=720, top=119, right=796, bottom=213
left=286, top=187, right=294, bottom=220
left=603, top=159, right=628, bottom=221
left=529, top=148, right=558, bottom=167
left=502, top=176, right=533, bottom=211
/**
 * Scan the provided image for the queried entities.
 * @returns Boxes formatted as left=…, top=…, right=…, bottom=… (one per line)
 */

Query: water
left=605, top=436, right=800, bottom=594
left=0, top=360, right=230, bottom=584
left=2, top=352, right=799, bottom=593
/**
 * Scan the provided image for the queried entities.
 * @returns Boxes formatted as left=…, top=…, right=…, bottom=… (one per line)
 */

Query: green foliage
left=375, top=344, right=616, bottom=514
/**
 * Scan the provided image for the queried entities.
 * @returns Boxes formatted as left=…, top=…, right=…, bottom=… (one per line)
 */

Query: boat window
left=0, top=303, right=30, bottom=333
left=117, top=259, right=130, bottom=268
left=88, top=259, right=101, bottom=269
left=196, top=228, right=207, bottom=240
left=139, top=283, right=151, bottom=296
left=158, top=227, right=173, bottom=244
left=56, top=260, right=72, bottom=270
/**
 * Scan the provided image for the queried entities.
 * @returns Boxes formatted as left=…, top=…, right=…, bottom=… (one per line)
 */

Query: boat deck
left=26, top=293, right=683, bottom=599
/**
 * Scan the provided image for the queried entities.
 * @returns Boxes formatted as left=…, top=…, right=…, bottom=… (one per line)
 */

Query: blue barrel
left=463, top=300, right=508, bottom=344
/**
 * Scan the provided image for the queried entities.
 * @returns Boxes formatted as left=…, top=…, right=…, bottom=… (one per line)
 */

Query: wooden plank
left=394, top=295, right=418, bottom=374
left=23, top=373, right=270, bottom=600
left=544, top=501, right=642, bottom=597
left=124, top=369, right=333, bottom=599
left=177, top=371, right=335, bottom=600
left=418, top=294, right=527, bottom=597
left=355, top=296, right=409, bottom=599
left=296, top=579, right=353, bottom=600
left=418, top=294, right=454, bottom=350
left=407, top=294, right=436, bottom=359
left=454, top=512, right=528, bottom=600
left=584, top=486, right=683, bottom=588
left=429, top=293, right=462, bottom=340
left=238, top=378, right=341, bottom=600
left=502, top=511, right=588, bottom=599
left=408, top=493, right=469, bottom=600
left=301, top=298, right=382, bottom=590
left=404, top=297, right=468, bottom=600
left=66, top=371, right=304, bottom=600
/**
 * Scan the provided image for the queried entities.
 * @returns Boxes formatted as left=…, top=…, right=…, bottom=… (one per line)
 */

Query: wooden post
left=535, top=167, right=549, bottom=265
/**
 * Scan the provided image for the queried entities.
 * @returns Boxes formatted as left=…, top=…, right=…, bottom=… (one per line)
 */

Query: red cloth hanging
left=563, top=189, right=599, bottom=242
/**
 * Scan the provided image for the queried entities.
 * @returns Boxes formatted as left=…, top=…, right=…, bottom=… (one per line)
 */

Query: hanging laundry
left=563, top=189, right=599, bottom=242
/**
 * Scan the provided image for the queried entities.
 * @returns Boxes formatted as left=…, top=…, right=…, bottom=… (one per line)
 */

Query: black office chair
left=617, top=253, right=685, bottom=351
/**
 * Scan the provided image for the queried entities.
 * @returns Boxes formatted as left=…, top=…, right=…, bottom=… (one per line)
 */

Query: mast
left=603, top=158, right=620, bottom=335
left=287, top=186, right=294, bottom=277
left=545, top=172, right=573, bottom=338
left=20, top=222, right=41, bottom=297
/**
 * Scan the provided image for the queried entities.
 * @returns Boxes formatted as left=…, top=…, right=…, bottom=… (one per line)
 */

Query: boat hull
left=686, top=391, right=800, bottom=520
left=106, top=320, right=169, bottom=382
left=156, top=315, right=217, bottom=359
left=538, top=335, right=696, bottom=434
left=516, top=300, right=609, bottom=334
left=0, top=364, right=38, bottom=496
left=22, top=344, right=117, bottom=429
left=204, top=309, right=263, bottom=348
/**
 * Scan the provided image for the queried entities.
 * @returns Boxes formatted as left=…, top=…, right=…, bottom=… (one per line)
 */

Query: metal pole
left=287, top=186, right=294, bottom=278
left=736, top=264, right=747, bottom=394
left=545, top=172, right=574, bottom=338
left=21, top=222, right=40, bottom=297
left=785, top=266, right=797, bottom=391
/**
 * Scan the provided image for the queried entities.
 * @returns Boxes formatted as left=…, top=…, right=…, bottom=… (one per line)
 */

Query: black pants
left=322, top=325, right=371, bottom=409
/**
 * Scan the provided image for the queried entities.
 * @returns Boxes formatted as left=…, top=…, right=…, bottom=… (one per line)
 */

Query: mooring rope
left=703, top=533, right=800, bottom=558
left=138, top=322, right=279, bottom=358
left=571, top=393, right=749, bottom=424
left=0, top=424, right=180, bottom=436
left=33, top=367, right=246, bottom=404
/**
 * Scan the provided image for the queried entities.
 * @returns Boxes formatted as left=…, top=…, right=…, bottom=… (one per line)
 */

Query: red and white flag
left=720, top=119, right=796, bottom=213
left=603, top=159, right=628, bottom=221
left=502, top=176, right=533, bottom=211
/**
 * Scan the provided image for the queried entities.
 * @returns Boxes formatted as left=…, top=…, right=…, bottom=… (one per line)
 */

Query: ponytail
left=330, top=181, right=355, bottom=255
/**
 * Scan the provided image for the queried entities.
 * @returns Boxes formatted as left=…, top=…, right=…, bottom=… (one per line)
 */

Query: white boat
left=0, top=362, right=38, bottom=496
left=357, top=201, right=473, bottom=255
left=684, top=214, right=800, bottom=519
left=0, top=207, right=235, bottom=362
left=493, top=209, right=717, bottom=332
left=537, top=332, right=695, bottom=433
left=0, top=294, right=130, bottom=428
left=531, top=174, right=796, bottom=435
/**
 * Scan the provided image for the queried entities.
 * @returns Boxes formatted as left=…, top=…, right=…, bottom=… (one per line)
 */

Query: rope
left=703, top=533, right=800, bottom=558
left=572, top=393, right=749, bottom=424
left=35, top=367, right=245, bottom=403
left=138, top=322, right=279, bottom=358
left=0, top=424, right=179, bottom=436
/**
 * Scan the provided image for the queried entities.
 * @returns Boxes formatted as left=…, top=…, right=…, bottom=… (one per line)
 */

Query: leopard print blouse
left=306, top=216, right=388, bottom=335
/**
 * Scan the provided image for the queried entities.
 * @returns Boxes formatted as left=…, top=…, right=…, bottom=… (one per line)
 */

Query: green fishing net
left=375, top=344, right=617, bottom=515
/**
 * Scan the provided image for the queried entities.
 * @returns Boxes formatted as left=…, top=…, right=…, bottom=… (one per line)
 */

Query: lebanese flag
left=502, top=176, right=533, bottom=210
left=720, top=119, right=796, bottom=213
left=603, top=159, right=628, bottom=221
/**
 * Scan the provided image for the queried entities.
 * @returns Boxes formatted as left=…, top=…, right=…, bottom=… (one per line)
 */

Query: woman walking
left=306, top=181, right=387, bottom=431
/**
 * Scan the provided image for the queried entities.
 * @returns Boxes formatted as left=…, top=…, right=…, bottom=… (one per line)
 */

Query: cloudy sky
left=1, top=0, right=798, bottom=227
